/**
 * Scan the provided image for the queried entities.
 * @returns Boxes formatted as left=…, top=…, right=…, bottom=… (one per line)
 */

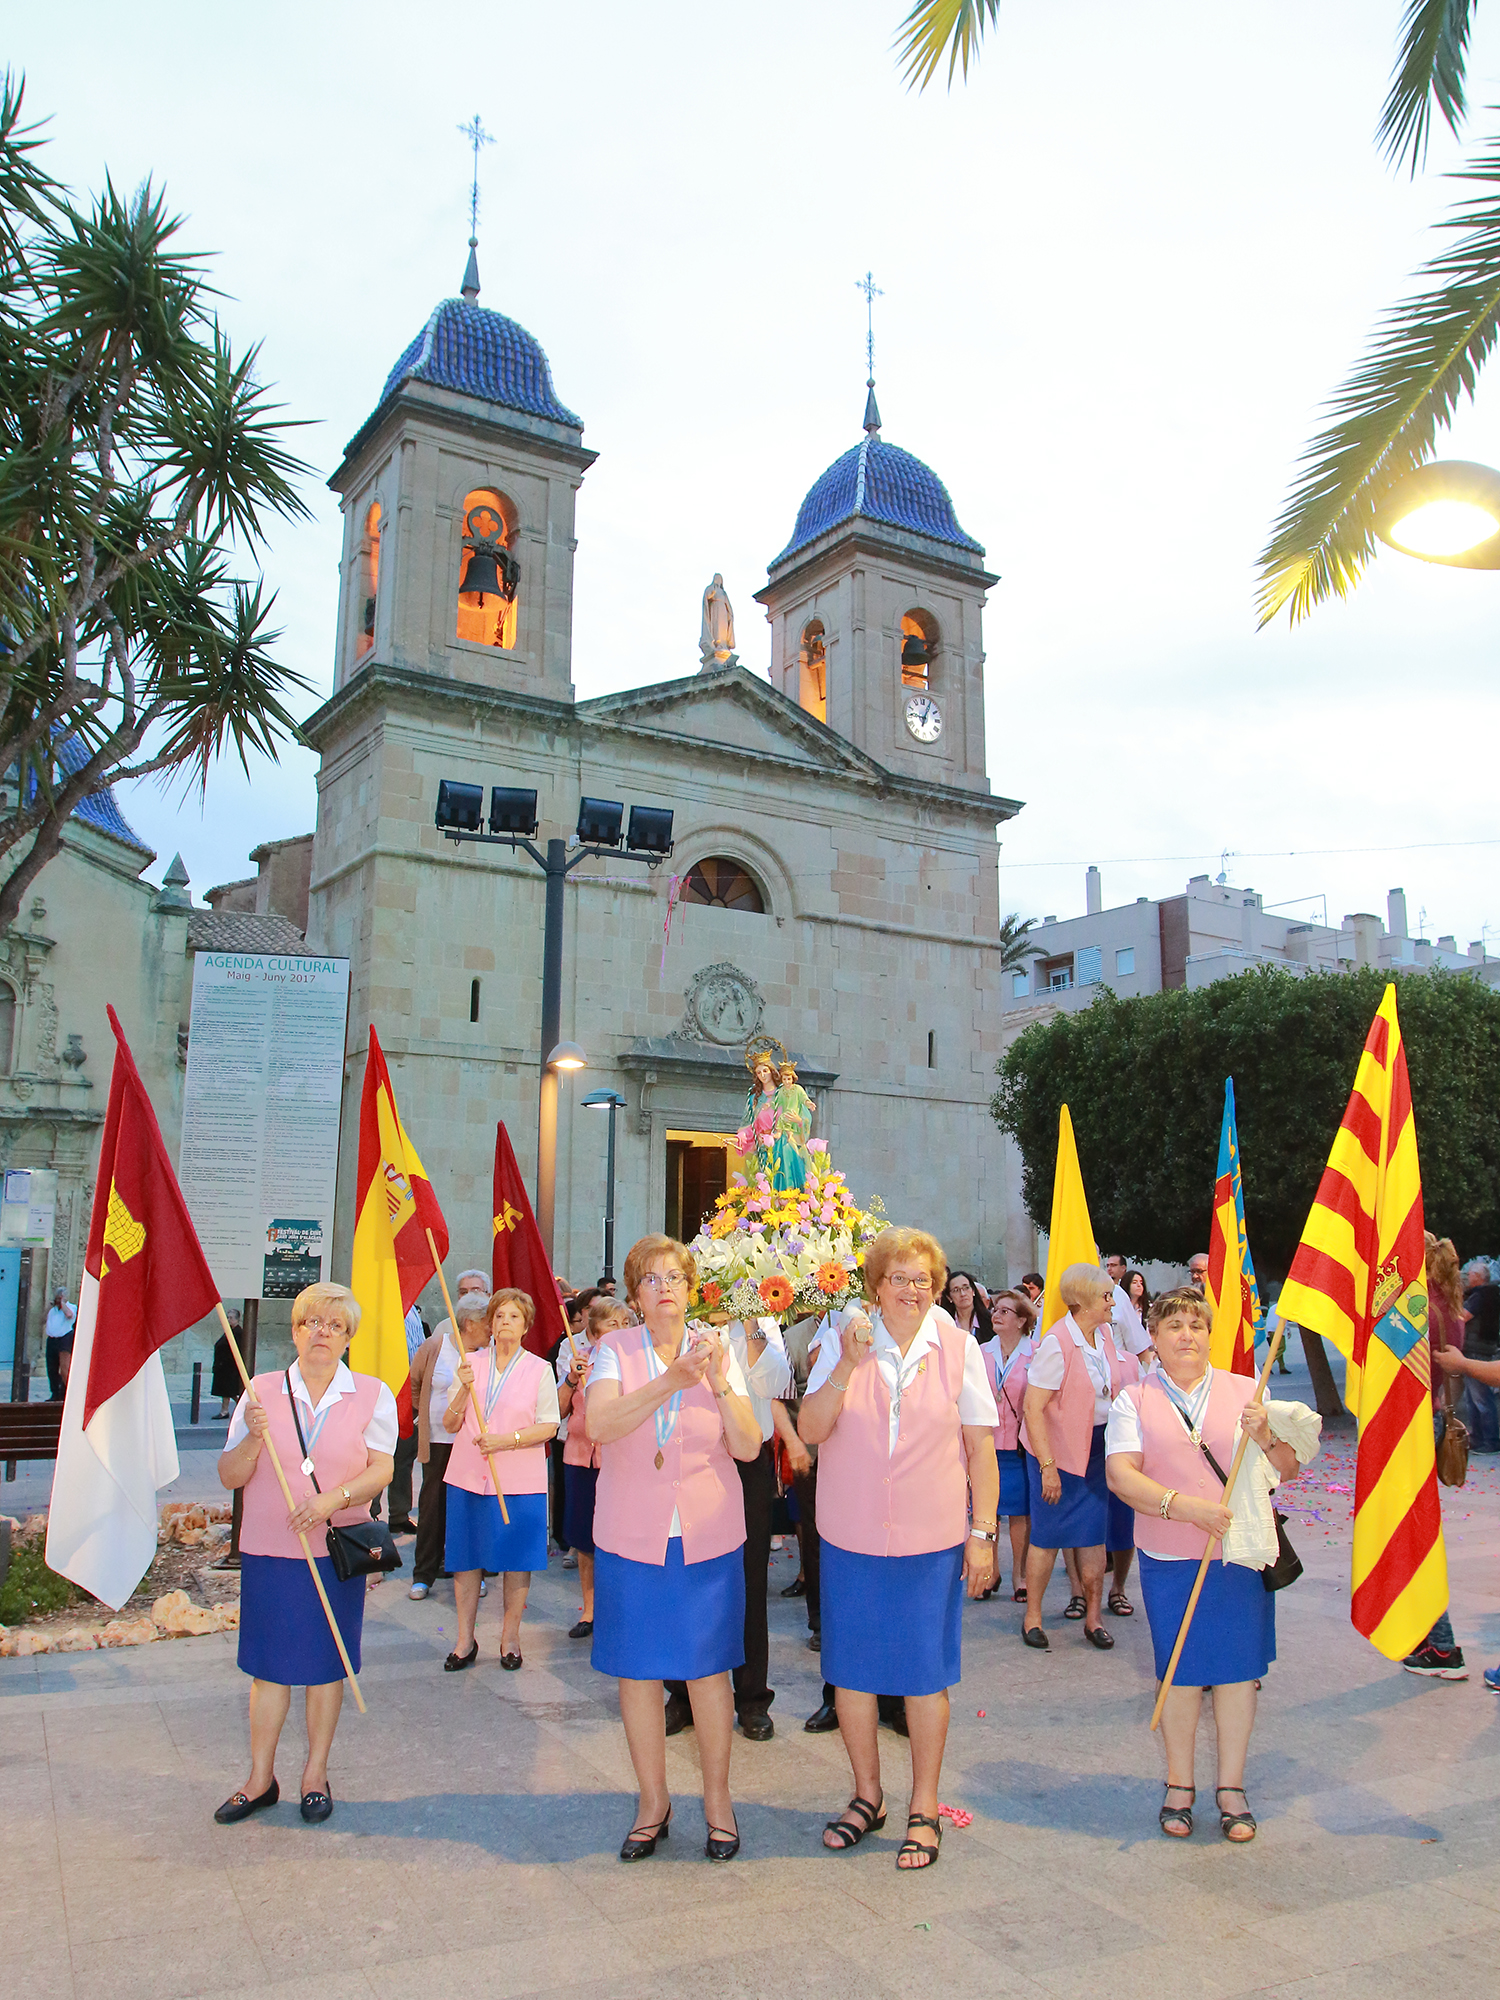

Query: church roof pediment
left=576, top=664, right=880, bottom=782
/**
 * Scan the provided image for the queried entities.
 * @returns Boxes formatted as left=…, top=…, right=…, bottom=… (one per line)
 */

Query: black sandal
left=1217, top=1786, right=1256, bottom=1842
left=823, top=1793, right=886, bottom=1849
left=1107, top=1590, right=1134, bottom=1615
left=620, top=1808, right=671, bottom=1861
left=897, top=1811, right=942, bottom=1869
left=1064, top=1594, right=1087, bottom=1619
left=1159, top=1783, right=1194, bottom=1837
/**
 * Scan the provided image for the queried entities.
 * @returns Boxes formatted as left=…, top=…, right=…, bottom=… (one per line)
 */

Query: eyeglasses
left=883, top=1273, right=933, bottom=1293
left=300, top=1316, right=346, bottom=1335
left=639, top=1271, right=690, bottom=1293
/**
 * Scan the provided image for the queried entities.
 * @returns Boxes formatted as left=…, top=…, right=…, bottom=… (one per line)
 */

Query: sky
left=15, top=2, right=1500, bottom=946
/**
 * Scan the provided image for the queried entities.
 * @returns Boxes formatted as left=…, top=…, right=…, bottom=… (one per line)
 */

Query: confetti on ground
left=937, top=1803, right=973, bottom=1827
left=977, top=1709, right=986, bottom=1717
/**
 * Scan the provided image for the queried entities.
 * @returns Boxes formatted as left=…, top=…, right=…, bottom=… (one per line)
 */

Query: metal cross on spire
left=856, top=271, right=884, bottom=435
left=457, top=114, right=495, bottom=241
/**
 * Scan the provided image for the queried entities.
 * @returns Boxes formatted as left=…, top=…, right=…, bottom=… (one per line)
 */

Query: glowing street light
left=1373, top=459, right=1500, bottom=569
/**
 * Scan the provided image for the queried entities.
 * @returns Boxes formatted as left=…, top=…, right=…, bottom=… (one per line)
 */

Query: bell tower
left=327, top=242, right=595, bottom=705
left=755, top=383, right=997, bottom=793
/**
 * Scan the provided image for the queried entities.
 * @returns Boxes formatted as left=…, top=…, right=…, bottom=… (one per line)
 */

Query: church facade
left=303, top=264, right=1021, bottom=1290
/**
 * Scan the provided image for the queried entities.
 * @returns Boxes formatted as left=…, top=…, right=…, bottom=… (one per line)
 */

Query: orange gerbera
left=758, top=1274, right=795, bottom=1312
left=816, top=1261, right=848, bottom=1296
left=701, top=1280, right=723, bottom=1307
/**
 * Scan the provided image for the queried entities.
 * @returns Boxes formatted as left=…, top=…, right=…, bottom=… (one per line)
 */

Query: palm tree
left=894, top=3, right=1496, bottom=627
left=1000, top=911, right=1042, bottom=974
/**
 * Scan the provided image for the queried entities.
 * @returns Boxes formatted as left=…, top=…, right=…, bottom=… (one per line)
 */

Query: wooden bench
left=0, top=1400, right=64, bottom=1476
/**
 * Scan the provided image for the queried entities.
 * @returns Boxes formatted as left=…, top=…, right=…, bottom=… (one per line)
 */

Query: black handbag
left=1166, top=1393, right=1302, bottom=1594
left=285, top=1370, right=403, bottom=1581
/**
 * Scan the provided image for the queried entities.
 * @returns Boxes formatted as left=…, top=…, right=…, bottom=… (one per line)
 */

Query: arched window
left=682, top=858, right=765, bottom=913
left=456, top=487, right=520, bottom=650
left=798, top=619, right=827, bottom=723
left=356, top=501, right=382, bottom=660
left=901, top=609, right=940, bottom=690
left=0, top=983, right=15, bottom=1073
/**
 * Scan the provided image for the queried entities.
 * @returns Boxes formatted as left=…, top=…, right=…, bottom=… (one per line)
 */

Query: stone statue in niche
left=699, top=573, right=738, bottom=669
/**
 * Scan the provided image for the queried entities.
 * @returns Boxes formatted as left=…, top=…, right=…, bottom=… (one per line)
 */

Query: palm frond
left=1378, top=0, right=1476, bottom=174
left=1256, top=127, right=1500, bottom=627
left=894, top=0, right=1001, bottom=92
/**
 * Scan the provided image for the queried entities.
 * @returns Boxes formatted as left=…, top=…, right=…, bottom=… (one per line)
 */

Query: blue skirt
left=1106, top=1488, right=1135, bottom=1555
left=592, top=1539, right=745, bottom=1680
left=821, top=1540, right=964, bottom=1697
left=1027, top=1423, right=1109, bottom=1549
left=444, top=1485, right=549, bottom=1573
left=238, top=1553, right=364, bottom=1686
left=1139, top=1551, right=1276, bottom=1686
left=563, top=1463, right=598, bottom=1555
left=998, top=1446, right=1029, bottom=1517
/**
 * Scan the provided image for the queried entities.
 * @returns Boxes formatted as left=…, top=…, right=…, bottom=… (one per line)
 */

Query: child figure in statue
left=771, top=1061, right=813, bottom=1192
left=735, top=1039, right=813, bottom=1194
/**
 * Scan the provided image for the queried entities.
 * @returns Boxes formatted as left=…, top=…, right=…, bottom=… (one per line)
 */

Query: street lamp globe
left=547, top=1041, right=588, bottom=1072
left=1373, top=459, right=1500, bottom=568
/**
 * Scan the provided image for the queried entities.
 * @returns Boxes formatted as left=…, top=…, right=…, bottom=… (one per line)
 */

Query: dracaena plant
left=0, top=73, right=313, bottom=932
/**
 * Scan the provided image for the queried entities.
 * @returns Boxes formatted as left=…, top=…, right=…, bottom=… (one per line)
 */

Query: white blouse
left=1026, top=1314, right=1117, bottom=1424
left=808, top=1306, right=999, bottom=1457
left=226, top=1360, right=399, bottom=1455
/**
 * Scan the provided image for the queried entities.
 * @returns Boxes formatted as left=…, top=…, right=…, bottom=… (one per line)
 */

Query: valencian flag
left=1039, top=1105, right=1099, bottom=1336
left=1205, top=1078, right=1261, bottom=1376
left=349, top=1027, right=448, bottom=1431
left=1277, top=985, right=1447, bottom=1660
left=46, top=1008, right=221, bottom=1610
left=492, top=1120, right=568, bottom=1358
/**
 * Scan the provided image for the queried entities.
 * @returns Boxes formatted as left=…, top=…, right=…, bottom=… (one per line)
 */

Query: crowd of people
left=208, top=1224, right=1362, bottom=1858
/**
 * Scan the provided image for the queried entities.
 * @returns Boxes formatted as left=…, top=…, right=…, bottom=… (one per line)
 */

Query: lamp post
left=434, top=784, right=673, bottom=1265
left=581, top=1089, right=627, bottom=1282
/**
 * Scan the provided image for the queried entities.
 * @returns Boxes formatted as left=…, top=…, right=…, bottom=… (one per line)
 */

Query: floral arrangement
left=689, top=1143, right=886, bottom=1325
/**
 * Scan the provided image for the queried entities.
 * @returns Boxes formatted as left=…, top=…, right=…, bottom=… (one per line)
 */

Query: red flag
left=84, top=1006, right=221, bottom=1425
left=492, top=1120, right=568, bottom=1356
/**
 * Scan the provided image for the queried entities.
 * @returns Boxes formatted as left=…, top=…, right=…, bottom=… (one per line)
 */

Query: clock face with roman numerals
left=904, top=693, right=943, bottom=743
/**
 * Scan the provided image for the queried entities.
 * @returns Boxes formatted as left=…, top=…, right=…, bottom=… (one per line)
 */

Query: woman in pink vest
left=1106, top=1286, right=1311, bottom=1842
left=214, top=1283, right=397, bottom=1827
left=556, top=1294, right=636, bottom=1639
left=800, top=1226, right=1000, bottom=1870
left=587, top=1234, right=763, bottom=1862
left=443, top=1287, right=560, bottom=1673
left=1020, top=1262, right=1123, bottom=1650
left=981, top=1288, right=1037, bottom=1601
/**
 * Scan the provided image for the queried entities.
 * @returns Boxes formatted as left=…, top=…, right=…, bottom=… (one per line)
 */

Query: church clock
left=904, top=692, right=943, bottom=743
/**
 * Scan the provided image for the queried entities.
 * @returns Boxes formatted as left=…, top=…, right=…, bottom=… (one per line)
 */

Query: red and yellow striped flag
left=349, top=1027, right=449, bottom=1431
left=1277, top=985, right=1446, bottom=1660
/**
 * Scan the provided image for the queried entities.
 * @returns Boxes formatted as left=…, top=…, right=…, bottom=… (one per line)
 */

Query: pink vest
left=1124, top=1370, right=1259, bottom=1559
left=239, top=1369, right=381, bottom=1559
left=1021, top=1322, right=1122, bottom=1475
left=1112, top=1336, right=1141, bottom=1389
left=983, top=1336, right=1033, bottom=1452
left=817, top=1308, right=970, bottom=1558
left=444, top=1346, right=551, bottom=1496
left=562, top=1340, right=601, bottom=1469
left=590, top=1328, right=746, bottom=1567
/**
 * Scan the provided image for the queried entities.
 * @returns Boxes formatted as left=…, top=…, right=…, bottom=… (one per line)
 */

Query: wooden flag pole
left=215, top=1303, right=367, bottom=1714
left=426, top=1229, right=510, bottom=1526
left=1149, top=1317, right=1285, bottom=1732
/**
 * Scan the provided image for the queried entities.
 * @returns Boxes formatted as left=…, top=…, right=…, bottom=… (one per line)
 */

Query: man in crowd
left=44, top=1286, right=76, bottom=1400
left=1435, top=1339, right=1500, bottom=1691
left=1188, top=1251, right=1210, bottom=1290
left=1460, top=1258, right=1500, bottom=1453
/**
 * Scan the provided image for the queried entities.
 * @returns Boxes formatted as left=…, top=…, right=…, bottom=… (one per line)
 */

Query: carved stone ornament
left=681, top=962, right=764, bottom=1046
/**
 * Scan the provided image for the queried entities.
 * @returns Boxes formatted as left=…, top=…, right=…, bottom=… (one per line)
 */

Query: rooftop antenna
left=856, top=270, right=883, bottom=434
left=457, top=113, right=494, bottom=303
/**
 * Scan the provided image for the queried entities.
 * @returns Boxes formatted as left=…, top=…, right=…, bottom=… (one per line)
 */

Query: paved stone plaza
left=5, top=1375, right=1500, bottom=2000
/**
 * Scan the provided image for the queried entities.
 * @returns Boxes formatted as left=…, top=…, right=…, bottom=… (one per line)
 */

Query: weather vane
left=457, top=114, right=494, bottom=240
left=855, top=270, right=883, bottom=381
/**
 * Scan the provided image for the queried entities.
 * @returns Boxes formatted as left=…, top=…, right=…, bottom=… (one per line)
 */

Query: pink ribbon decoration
left=937, top=1803, right=973, bottom=1828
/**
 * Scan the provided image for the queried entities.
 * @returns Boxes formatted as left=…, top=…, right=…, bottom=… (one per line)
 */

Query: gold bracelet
left=1159, top=1488, right=1176, bottom=1520
left=1038, top=1457, right=1055, bottom=1470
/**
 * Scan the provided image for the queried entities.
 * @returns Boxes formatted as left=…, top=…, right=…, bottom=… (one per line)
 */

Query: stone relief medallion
left=682, top=962, right=764, bottom=1046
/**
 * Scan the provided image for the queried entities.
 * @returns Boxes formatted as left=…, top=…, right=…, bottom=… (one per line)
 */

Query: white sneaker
left=561, top=1551, right=578, bottom=1570
left=408, top=1582, right=430, bottom=1600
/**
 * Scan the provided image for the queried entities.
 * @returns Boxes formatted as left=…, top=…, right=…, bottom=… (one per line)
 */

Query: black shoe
left=806, top=1629, right=822, bottom=1652
left=804, top=1700, right=839, bottom=1733
left=443, top=1641, right=479, bottom=1672
left=781, top=1575, right=807, bottom=1597
left=738, top=1711, right=774, bottom=1741
left=706, top=1818, right=740, bottom=1861
left=663, top=1693, right=693, bottom=1736
left=620, top=1808, right=671, bottom=1861
left=1402, top=1644, right=1468, bottom=1679
left=1084, top=1624, right=1115, bottom=1650
left=568, top=1619, right=594, bottom=1639
left=879, top=1700, right=908, bottom=1738
left=299, top=1788, right=333, bottom=1823
left=1022, top=1625, right=1049, bottom=1650
left=500, top=1651, right=523, bottom=1671
left=214, top=1778, right=279, bottom=1824
left=387, top=1520, right=416, bottom=1535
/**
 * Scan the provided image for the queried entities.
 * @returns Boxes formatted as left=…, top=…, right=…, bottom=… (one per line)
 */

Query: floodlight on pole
left=1373, top=459, right=1500, bottom=568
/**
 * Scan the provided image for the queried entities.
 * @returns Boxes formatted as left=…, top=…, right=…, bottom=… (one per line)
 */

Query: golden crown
left=744, top=1035, right=788, bottom=1075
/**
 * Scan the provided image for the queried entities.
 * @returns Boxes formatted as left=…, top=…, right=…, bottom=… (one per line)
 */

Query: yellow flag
left=1040, top=1105, right=1099, bottom=1335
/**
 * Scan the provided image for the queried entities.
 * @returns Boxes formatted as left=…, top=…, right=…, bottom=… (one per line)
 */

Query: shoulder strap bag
left=1161, top=1384, right=1302, bottom=1593
left=285, top=1370, right=403, bottom=1582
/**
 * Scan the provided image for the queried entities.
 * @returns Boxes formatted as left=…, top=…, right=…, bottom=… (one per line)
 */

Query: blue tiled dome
left=375, top=298, right=581, bottom=429
left=773, top=433, right=982, bottom=567
left=52, top=733, right=151, bottom=854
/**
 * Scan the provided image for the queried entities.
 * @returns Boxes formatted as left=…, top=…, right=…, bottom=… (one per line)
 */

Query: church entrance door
left=664, top=1130, right=735, bottom=1244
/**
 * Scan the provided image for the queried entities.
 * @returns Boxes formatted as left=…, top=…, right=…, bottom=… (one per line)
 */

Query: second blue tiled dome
left=376, top=298, right=581, bottom=429
left=773, top=433, right=982, bottom=566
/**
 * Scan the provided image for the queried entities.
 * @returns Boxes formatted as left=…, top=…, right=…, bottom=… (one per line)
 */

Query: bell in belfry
left=900, top=631, right=928, bottom=669
left=458, top=503, right=520, bottom=607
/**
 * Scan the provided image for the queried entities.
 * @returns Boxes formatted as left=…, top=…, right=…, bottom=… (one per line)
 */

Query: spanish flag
left=1205, top=1078, right=1260, bottom=1376
left=349, top=1027, right=448, bottom=1428
left=1039, top=1104, right=1098, bottom=1336
left=1277, top=986, right=1447, bottom=1660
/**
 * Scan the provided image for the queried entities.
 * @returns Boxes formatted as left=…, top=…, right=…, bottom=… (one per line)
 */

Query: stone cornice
left=332, top=379, right=596, bottom=491
left=756, top=520, right=1000, bottom=599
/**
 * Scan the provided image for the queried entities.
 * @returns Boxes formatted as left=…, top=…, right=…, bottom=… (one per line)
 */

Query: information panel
left=179, top=953, right=351, bottom=1300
